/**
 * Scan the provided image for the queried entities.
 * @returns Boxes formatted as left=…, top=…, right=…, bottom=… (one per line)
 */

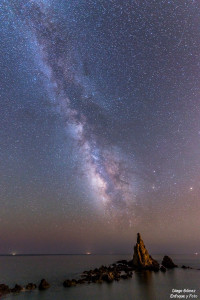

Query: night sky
left=0, top=0, right=200, bottom=254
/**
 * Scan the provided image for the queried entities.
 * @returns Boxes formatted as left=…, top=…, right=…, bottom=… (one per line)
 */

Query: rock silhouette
left=132, top=233, right=159, bottom=270
left=0, top=284, right=10, bottom=296
left=11, top=284, right=23, bottom=293
left=38, top=279, right=50, bottom=290
left=63, top=279, right=77, bottom=287
left=181, top=265, right=192, bottom=269
left=26, top=283, right=37, bottom=290
left=162, top=256, right=178, bottom=269
left=160, top=265, right=166, bottom=272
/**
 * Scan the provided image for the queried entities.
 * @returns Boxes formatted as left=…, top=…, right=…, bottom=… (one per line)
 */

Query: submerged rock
left=80, top=266, right=122, bottom=284
left=162, top=256, right=178, bottom=269
left=181, top=265, right=192, bottom=269
left=77, top=279, right=85, bottom=284
left=160, top=265, right=166, bottom=272
left=26, top=283, right=37, bottom=290
left=102, top=272, right=114, bottom=283
left=132, top=233, right=159, bottom=271
left=11, top=284, right=23, bottom=293
left=121, top=274, right=128, bottom=279
left=116, top=260, right=129, bottom=265
left=63, top=279, right=77, bottom=287
left=38, top=279, right=50, bottom=290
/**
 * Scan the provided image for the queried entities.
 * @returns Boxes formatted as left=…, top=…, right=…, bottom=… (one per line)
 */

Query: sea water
left=0, top=254, right=199, bottom=300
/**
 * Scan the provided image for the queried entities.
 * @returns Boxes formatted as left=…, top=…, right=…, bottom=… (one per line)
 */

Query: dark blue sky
left=0, top=0, right=200, bottom=254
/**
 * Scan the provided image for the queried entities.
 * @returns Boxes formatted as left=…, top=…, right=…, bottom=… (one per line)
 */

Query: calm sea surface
left=0, top=254, right=199, bottom=300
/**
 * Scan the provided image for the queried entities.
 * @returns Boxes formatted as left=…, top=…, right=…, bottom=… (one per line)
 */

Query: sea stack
left=162, top=256, right=178, bottom=269
left=132, top=233, right=159, bottom=270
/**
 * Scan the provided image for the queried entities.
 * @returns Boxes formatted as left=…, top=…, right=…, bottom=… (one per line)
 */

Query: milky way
left=15, top=0, right=139, bottom=220
left=1, top=0, right=200, bottom=253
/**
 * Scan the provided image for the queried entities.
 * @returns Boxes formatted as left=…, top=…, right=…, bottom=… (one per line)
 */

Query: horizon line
left=0, top=253, right=197, bottom=256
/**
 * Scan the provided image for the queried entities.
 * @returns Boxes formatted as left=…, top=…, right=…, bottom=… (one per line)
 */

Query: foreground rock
left=132, top=233, right=159, bottom=271
left=63, top=264, right=131, bottom=288
left=162, top=256, right=178, bottom=269
left=39, top=279, right=50, bottom=290
left=0, top=284, right=10, bottom=296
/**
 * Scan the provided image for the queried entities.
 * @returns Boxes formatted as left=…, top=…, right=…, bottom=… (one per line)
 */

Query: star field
left=0, top=0, right=200, bottom=254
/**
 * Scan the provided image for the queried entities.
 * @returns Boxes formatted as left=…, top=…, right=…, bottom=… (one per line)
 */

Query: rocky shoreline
left=0, top=233, right=197, bottom=297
